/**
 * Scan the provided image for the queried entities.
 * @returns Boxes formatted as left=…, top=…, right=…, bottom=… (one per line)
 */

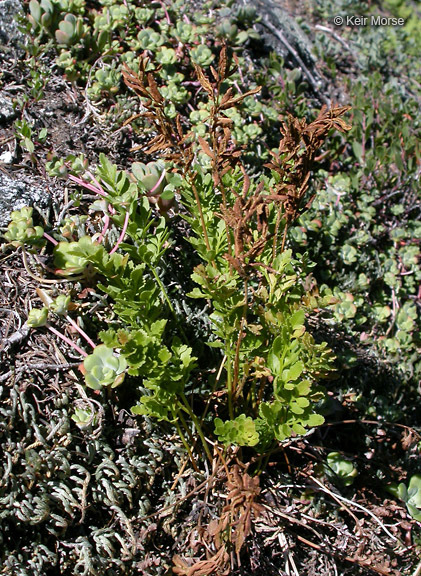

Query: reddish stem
left=149, top=169, right=166, bottom=195
left=47, top=324, right=88, bottom=357
left=97, top=213, right=110, bottom=244
left=65, top=315, right=96, bottom=349
left=109, top=211, right=130, bottom=255
left=43, top=232, right=58, bottom=246
left=85, top=171, right=106, bottom=195
left=69, top=174, right=107, bottom=197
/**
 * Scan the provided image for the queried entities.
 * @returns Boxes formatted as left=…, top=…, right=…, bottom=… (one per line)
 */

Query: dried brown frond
left=265, top=105, right=351, bottom=231
left=173, top=547, right=230, bottom=576
left=222, top=464, right=264, bottom=559
left=172, top=464, right=263, bottom=575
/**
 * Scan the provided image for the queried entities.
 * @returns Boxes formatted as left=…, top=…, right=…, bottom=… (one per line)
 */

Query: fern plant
left=121, top=46, right=351, bottom=454
left=4, top=46, right=350, bottom=468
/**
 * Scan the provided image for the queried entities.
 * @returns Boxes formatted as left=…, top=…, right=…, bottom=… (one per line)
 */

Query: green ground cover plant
left=294, top=0, right=421, bottom=409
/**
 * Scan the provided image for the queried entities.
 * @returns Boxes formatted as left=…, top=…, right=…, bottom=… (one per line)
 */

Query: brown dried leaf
left=218, top=43, right=228, bottom=80
left=145, top=135, right=171, bottom=154
left=173, top=548, right=230, bottom=576
left=198, top=136, right=215, bottom=160
left=176, top=114, right=184, bottom=140
left=219, top=87, right=234, bottom=109
left=193, top=63, right=214, bottom=95
left=219, top=86, right=262, bottom=110
left=216, top=116, right=233, bottom=127
left=209, top=65, right=219, bottom=83
left=146, top=72, right=163, bottom=104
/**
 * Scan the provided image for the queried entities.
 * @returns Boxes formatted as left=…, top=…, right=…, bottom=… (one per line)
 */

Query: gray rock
left=0, top=93, right=16, bottom=123
left=0, top=172, right=50, bottom=227
left=0, top=0, right=24, bottom=46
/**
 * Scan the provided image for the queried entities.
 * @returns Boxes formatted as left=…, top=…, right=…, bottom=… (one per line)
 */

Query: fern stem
left=150, top=267, right=188, bottom=343
left=188, top=175, right=211, bottom=253
left=232, top=279, right=248, bottom=402
left=150, top=267, right=175, bottom=316
left=173, top=412, right=199, bottom=473
left=180, top=393, right=213, bottom=463
left=280, top=222, right=288, bottom=253
left=224, top=342, right=234, bottom=421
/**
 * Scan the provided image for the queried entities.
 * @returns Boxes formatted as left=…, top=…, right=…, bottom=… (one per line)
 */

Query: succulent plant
left=156, top=46, right=177, bottom=66
left=135, top=28, right=164, bottom=51
left=94, top=4, right=129, bottom=33
left=134, top=6, right=155, bottom=25
left=27, top=307, right=49, bottom=328
left=159, top=82, right=189, bottom=105
left=46, top=153, right=89, bottom=177
left=58, top=214, right=88, bottom=241
left=216, top=19, right=239, bottom=40
left=54, top=242, right=89, bottom=276
left=27, top=0, right=54, bottom=32
left=131, top=161, right=167, bottom=196
left=325, top=452, right=358, bottom=487
left=55, top=13, right=84, bottom=46
left=190, top=44, right=215, bottom=67
left=89, top=66, right=121, bottom=96
left=4, top=206, right=45, bottom=247
left=388, top=475, right=421, bottom=521
left=242, top=95, right=263, bottom=117
left=83, top=345, right=127, bottom=390
left=55, top=50, right=80, bottom=80
left=131, top=161, right=177, bottom=213
left=243, top=123, right=263, bottom=140
left=216, top=19, right=249, bottom=44
left=71, top=406, right=97, bottom=429
left=49, top=294, right=71, bottom=316
left=172, top=21, right=197, bottom=44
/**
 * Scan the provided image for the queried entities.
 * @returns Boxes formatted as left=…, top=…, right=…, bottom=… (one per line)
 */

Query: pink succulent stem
left=149, top=169, right=166, bottom=195
left=69, top=174, right=107, bottom=197
left=65, top=315, right=96, bottom=349
left=97, top=213, right=110, bottom=244
left=85, top=171, right=106, bottom=195
left=47, top=325, right=88, bottom=357
left=158, top=0, right=171, bottom=24
left=43, top=232, right=58, bottom=245
left=109, top=211, right=130, bottom=255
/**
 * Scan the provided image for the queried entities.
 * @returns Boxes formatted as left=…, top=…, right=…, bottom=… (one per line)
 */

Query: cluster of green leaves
left=45, top=153, right=88, bottom=177
left=21, top=0, right=255, bottom=93
left=3, top=0, right=420, bottom=572
left=4, top=206, right=45, bottom=247
left=11, top=155, right=204, bottom=452
left=388, top=474, right=421, bottom=522
left=13, top=118, right=48, bottom=155
left=181, top=169, right=334, bottom=450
